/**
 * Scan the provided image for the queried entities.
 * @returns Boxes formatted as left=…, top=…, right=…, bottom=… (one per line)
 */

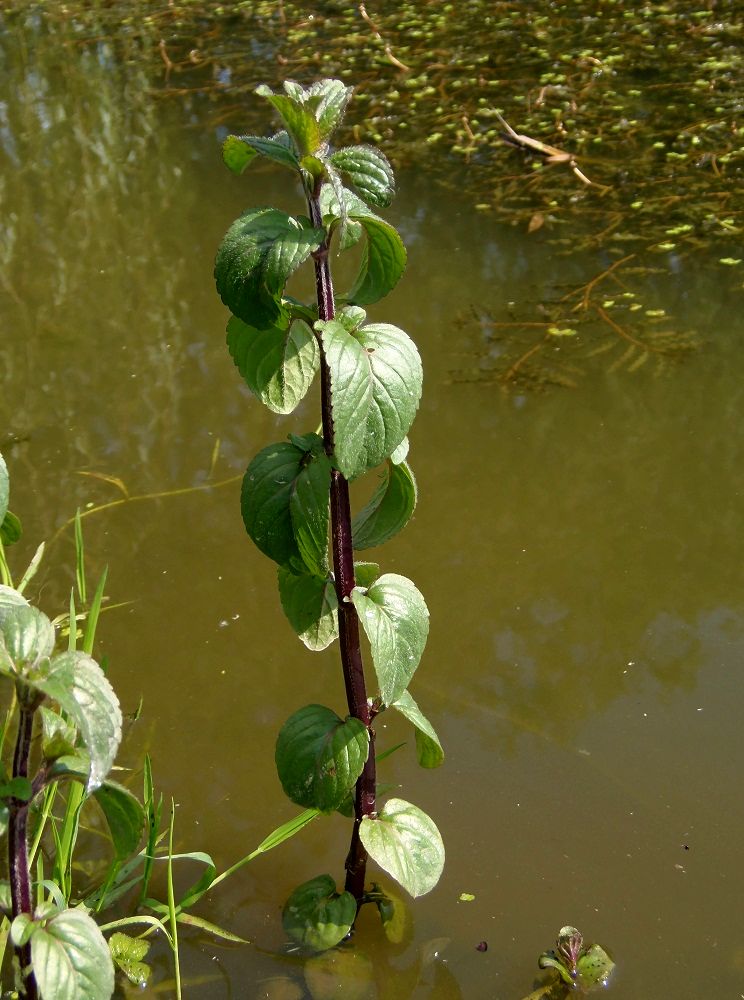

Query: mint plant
left=215, top=79, right=444, bottom=947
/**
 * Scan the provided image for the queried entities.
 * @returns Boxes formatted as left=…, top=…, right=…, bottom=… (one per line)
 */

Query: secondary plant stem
left=308, top=185, right=377, bottom=904
left=9, top=700, right=38, bottom=1000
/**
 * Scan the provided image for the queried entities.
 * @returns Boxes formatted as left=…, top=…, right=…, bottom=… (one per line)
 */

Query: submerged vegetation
left=5, top=0, right=740, bottom=389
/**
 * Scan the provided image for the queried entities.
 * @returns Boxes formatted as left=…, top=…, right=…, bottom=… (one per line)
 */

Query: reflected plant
left=214, top=78, right=444, bottom=948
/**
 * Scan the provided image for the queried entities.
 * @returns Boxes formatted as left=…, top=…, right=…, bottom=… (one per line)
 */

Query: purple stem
left=9, top=701, right=38, bottom=1000
left=308, top=183, right=376, bottom=905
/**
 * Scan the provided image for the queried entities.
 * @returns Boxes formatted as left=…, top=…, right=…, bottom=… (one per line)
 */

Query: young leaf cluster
left=215, top=79, right=444, bottom=944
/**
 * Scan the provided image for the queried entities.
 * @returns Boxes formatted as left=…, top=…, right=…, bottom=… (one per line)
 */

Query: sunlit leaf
left=223, top=132, right=300, bottom=174
left=275, top=704, right=369, bottom=812
left=319, top=320, right=422, bottom=480
left=350, top=574, right=429, bottom=705
left=390, top=690, right=444, bottom=768
left=228, top=315, right=319, bottom=414
left=33, top=652, right=122, bottom=791
left=0, top=604, right=55, bottom=677
left=329, top=145, right=395, bottom=208
left=0, top=453, right=8, bottom=524
left=278, top=569, right=338, bottom=651
left=12, top=906, right=115, bottom=1000
left=108, top=932, right=151, bottom=987
left=39, top=707, right=77, bottom=761
left=353, top=460, right=417, bottom=550
left=215, top=208, right=323, bottom=329
left=359, top=798, right=444, bottom=898
left=256, top=86, right=322, bottom=157
left=282, top=874, right=356, bottom=952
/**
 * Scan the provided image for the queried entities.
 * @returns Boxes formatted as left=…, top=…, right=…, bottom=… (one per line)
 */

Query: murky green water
left=2, top=5, right=744, bottom=997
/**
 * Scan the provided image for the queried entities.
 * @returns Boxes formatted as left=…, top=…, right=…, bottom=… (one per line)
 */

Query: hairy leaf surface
left=227, top=315, right=319, bottom=414
left=0, top=605, right=54, bottom=677
left=215, top=208, right=323, bottom=328
left=329, top=145, right=395, bottom=208
left=222, top=133, right=300, bottom=175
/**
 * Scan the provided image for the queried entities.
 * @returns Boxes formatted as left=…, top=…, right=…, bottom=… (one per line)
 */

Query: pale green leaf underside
left=391, top=690, right=444, bottom=768
left=0, top=604, right=55, bottom=676
left=360, top=798, right=445, bottom=898
left=226, top=315, right=319, bottom=414
left=352, top=460, right=417, bottom=550
left=27, top=907, right=115, bottom=1000
left=350, top=573, right=429, bottom=706
left=278, top=569, right=339, bottom=651
left=275, top=704, right=369, bottom=812
left=0, top=453, right=8, bottom=524
left=33, top=652, right=122, bottom=792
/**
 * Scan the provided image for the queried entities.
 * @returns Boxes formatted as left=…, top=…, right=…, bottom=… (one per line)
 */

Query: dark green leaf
left=241, top=435, right=330, bottom=574
left=0, top=510, right=22, bottom=545
left=33, top=651, right=122, bottom=791
left=391, top=690, right=444, bottom=768
left=320, top=184, right=406, bottom=304
left=353, top=460, right=417, bottom=550
left=215, top=208, right=323, bottom=329
left=223, top=133, right=301, bottom=174
left=275, top=704, right=369, bottom=812
left=350, top=573, right=429, bottom=705
left=282, top=874, right=356, bottom=952
left=319, top=320, right=422, bottom=479
left=359, top=798, right=444, bottom=898
left=227, top=315, right=319, bottom=415
left=278, top=569, right=338, bottom=651
left=0, top=604, right=55, bottom=677
left=329, top=145, right=395, bottom=208
left=108, top=932, right=151, bottom=987
left=94, top=781, right=145, bottom=861
left=0, top=776, right=32, bottom=801
left=353, top=562, right=380, bottom=589
left=12, top=906, right=115, bottom=1000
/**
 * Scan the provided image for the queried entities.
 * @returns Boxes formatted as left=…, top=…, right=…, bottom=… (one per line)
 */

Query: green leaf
left=306, top=79, right=353, bottom=138
left=33, top=651, right=122, bottom=792
left=353, top=562, right=380, bottom=589
left=241, top=435, right=330, bottom=575
left=12, top=906, right=115, bottom=1000
left=390, top=690, right=444, bottom=769
left=0, top=879, right=11, bottom=915
left=353, top=460, right=417, bottom=550
left=282, top=874, right=356, bottom=951
left=108, top=932, right=151, bottom=987
left=0, top=510, right=22, bottom=545
left=329, top=145, right=395, bottom=208
left=40, top=707, right=78, bottom=761
left=0, top=776, right=32, bottom=801
left=223, top=133, right=301, bottom=174
left=0, top=585, right=28, bottom=620
left=359, top=798, right=444, bottom=898
left=390, top=437, right=409, bottom=465
left=256, top=88, right=322, bottom=157
left=93, top=782, right=145, bottom=861
left=0, top=453, right=8, bottom=524
left=227, top=314, right=319, bottom=414
left=221, top=134, right=258, bottom=175
left=319, top=320, right=422, bottom=479
left=0, top=604, right=55, bottom=677
left=215, top=208, right=323, bottom=329
left=275, top=704, right=369, bottom=812
left=576, top=943, right=615, bottom=988
left=320, top=184, right=406, bottom=304
left=277, top=569, right=338, bottom=651
left=350, top=574, right=429, bottom=705
left=371, top=884, right=411, bottom=945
